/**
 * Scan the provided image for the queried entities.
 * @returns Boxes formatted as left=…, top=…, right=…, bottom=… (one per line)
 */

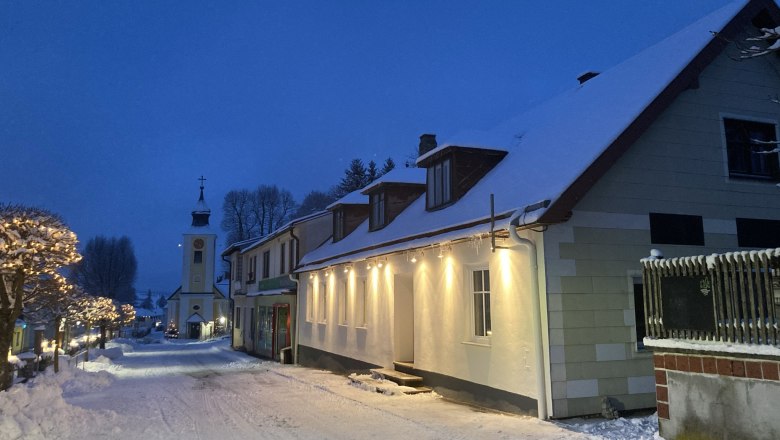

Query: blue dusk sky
left=0, top=0, right=735, bottom=297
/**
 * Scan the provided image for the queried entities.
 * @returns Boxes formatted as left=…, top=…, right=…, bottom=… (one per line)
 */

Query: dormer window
left=426, top=157, right=452, bottom=209
left=418, top=144, right=507, bottom=211
left=369, top=192, right=386, bottom=230
left=333, top=208, right=345, bottom=242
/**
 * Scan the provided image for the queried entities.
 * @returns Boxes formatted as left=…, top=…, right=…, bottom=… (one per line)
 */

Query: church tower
left=181, top=177, right=216, bottom=293
left=165, top=177, right=228, bottom=339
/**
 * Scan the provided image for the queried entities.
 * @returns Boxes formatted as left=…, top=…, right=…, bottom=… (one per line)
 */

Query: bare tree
left=220, top=189, right=256, bottom=245
left=252, top=185, right=297, bottom=237
left=0, top=205, right=81, bottom=390
left=72, top=236, right=138, bottom=303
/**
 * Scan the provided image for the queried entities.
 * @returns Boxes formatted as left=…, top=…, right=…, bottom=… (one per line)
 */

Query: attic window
left=724, top=118, right=779, bottom=180
left=426, top=157, right=452, bottom=209
left=369, top=192, right=386, bottom=231
left=333, top=208, right=345, bottom=242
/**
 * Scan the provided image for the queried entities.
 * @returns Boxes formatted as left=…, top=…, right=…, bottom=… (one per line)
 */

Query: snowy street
left=1, top=336, right=659, bottom=439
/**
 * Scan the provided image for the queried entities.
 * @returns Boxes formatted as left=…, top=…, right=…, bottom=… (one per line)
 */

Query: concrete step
left=370, top=368, right=424, bottom=387
left=350, top=374, right=432, bottom=395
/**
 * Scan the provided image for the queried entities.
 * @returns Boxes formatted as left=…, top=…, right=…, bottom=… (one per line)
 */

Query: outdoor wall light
left=343, top=266, right=351, bottom=273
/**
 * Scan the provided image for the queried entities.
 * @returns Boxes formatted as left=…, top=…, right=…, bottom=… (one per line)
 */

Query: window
left=318, top=282, right=328, bottom=323
left=338, top=280, right=348, bottom=325
left=193, top=251, right=203, bottom=264
left=280, top=242, right=286, bottom=274
left=356, top=277, right=367, bottom=327
left=369, top=192, right=386, bottom=230
left=333, top=209, right=345, bottom=242
left=649, top=213, right=704, bottom=246
left=262, top=250, right=270, bottom=278
left=724, top=118, right=779, bottom=180
left=235, top=256, right=243, bottom=281
left=247, top=255, right=257, bottom=283
left=736, top=218, right=780, bottom=248
left=306, top=283, right=314, bottom=322
left=235, top=307, right=241, bottom=328
left=427, top=157, right=452, bottom=209
left=633, top=279, right=646, bottom=350
left=472, top=269, right=491, bottom=337
left=249, top=308, right=256, bottom=340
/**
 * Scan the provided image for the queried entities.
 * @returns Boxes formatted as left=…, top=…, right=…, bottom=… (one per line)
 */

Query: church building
left=165, top=178, right=229, bottom=339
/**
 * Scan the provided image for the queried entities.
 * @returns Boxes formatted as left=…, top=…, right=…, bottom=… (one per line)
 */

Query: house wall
left=545, top=29, right=780, bottom=418
left=298, top=232, right=543, bottom=413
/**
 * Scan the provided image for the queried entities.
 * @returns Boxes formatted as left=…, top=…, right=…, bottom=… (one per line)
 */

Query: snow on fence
left=641, top=248, right=780, bottom=345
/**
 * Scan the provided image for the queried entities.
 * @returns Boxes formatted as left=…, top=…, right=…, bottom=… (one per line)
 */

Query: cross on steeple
left=198, top=175, right=207, bottom=190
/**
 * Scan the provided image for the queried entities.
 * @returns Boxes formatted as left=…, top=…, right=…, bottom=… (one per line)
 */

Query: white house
left=295, top=0, right=780, bottom=418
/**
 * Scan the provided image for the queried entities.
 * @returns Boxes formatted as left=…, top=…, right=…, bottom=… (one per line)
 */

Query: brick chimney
left=419, top=134, right=437, bottom=157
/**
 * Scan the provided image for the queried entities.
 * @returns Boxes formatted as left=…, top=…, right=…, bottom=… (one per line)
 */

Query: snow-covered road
left=1, top=336, right=660, bottom=439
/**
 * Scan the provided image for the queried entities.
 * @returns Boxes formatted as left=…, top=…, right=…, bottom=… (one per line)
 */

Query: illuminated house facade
left=166, top=181, right=229, bottom=339
left=295, top=0, right=780, bottom=418
left=224, top=210, right=331, bottom=362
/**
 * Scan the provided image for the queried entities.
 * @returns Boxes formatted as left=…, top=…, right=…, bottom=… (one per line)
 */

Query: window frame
left=306, top=282, right=314, bottom=322
left=426, top=156, right=453, bottom=210
left=280, top=242, right=286, bottom=274
left=369, top=192, right=387, bottom=231
left=469, top=267, right=492, bottom=342
left=262, top=250, right=270, bottom=279
left=247, top=255, right=257, bottom=283
left=722, top=116, right=780, bottom=181
left=356, top=277, right=367, bottom=328
left=318, top=281, right=328, bottom=323
left=333, top=208, right=345, bottom=242
left=193, top=250, right=203, bottom=264
left=338, top=279, right=348, bottom=326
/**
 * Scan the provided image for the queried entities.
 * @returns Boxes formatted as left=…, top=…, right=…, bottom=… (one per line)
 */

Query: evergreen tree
left=367, top=160, right=378, bottom=182
left=157, top=294, right=167, bottom=309
left=336, top=159, right=369, bottom=197
left=381, top=157, right=396, bottom=175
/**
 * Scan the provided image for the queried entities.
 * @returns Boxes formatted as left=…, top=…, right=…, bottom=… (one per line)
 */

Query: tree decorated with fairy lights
left=0, top=205, right=81, bottom=390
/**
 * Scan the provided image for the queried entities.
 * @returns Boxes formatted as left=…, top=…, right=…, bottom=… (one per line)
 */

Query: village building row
left=178, top=0, right=780, bottom=419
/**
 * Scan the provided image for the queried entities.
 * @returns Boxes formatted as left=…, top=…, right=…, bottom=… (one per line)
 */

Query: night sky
left=0, top=0, right=734, bottom=297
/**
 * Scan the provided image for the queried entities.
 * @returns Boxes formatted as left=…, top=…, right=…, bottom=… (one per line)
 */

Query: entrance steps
left=368, top=367, right=432, bottom=394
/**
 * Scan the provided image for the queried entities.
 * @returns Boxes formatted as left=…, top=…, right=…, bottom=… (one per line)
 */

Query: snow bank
left=0, top=361, right=117, bottom=440
left=90, top=346, right=124, bottom=361
left=556, top=413, right=661, bottom=440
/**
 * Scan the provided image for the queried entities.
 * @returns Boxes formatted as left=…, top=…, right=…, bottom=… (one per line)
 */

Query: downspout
left=221, top=255, right=234, bottom=349
left=289, top=229, right=301, bottom=365
left=508, top=210, right=548, bottom=420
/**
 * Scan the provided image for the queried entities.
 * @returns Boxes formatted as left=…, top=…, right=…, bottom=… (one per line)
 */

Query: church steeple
left=191, top=176, right=211, bottom=227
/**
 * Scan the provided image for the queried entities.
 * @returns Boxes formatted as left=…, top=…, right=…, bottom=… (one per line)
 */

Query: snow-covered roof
left=299, top=0, right=752, bottom=270
left=240, top=210, right=330, bottom=254
left=360, top=167, right=426, bottom=194
left=326, top=188, right=367, bottom=209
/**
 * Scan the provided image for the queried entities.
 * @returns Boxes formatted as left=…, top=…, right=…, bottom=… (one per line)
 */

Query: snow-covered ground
left=0, top=333, right=660, bottom=439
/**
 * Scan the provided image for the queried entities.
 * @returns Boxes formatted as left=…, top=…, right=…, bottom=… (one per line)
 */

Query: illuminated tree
left=0, top=205, right=81, bottom=390
left=72, top=295, right=118, bottom=351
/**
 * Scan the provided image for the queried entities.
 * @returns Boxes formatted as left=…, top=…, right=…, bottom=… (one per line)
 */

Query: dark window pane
left=473, top=271, right=482, bottom=291
left=483, top=269, right=490, bottom=292
left=736, top=217, right=780, bottom=248
left=194, top=251, right=203, bottom=263
left=485, top=293, right=491, bottom=334
left=633, top=283, right=645, bottom=350
left=474, top=293, right=485, bottom=336
left=649, top=213, right=704, bottom=246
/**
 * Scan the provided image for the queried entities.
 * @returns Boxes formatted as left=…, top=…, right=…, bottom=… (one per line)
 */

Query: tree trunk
left=99, top=324, right=106, bottom=349
left=0, top=317, right=16, bottom=391
left=54, top=317, right=62, bottom=373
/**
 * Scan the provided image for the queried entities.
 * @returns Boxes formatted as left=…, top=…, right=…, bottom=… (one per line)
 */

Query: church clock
left=193, top=238, right=204, bottom=249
